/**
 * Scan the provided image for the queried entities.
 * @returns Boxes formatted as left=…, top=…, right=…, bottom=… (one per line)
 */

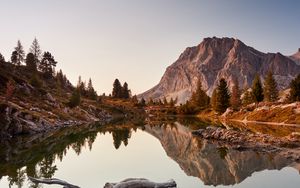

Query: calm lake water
left=1, top=119, right=300, bottom=188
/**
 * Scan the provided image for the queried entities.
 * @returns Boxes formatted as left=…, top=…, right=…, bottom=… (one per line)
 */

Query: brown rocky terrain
left=139, top=37, right=300, bottom=104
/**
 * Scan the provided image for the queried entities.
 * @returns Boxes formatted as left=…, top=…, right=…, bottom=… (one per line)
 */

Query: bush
left=68, top=89, right=81, bottom=108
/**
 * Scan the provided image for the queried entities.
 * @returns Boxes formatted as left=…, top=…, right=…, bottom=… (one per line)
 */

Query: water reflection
left=144, top=122, right=300, bottom=186
left=0, top=119, right=300, bottom=187
left=0, top=122, right=134, bottom=187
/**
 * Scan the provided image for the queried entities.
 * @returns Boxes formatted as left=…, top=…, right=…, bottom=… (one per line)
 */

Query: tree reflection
left=38, top=156, right=57, bottom=178
left=112, top=129, right=131, bottom=149
left=7, top=168, right=26, bottom=188
left=0, top=122, right=140, bottom=187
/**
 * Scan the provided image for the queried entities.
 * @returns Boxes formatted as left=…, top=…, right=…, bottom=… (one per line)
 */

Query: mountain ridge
left=139, top=37, right=300, bottom=104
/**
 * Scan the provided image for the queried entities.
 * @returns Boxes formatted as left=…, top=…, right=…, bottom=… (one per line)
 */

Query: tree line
left=1, top=39, right=137, bottom=109
left=178, top=71, right=300, bottom=114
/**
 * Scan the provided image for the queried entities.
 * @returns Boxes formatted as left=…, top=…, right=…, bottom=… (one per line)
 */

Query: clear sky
left=0, top=0, right=299, bottom=95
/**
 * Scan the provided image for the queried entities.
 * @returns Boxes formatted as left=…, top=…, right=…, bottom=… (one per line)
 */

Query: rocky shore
left=192, top=126, right=300, bottom=155
left=0, top=101, right=113, bottom=140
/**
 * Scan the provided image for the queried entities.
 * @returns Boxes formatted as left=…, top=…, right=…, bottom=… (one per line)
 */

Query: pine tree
left=215, top=78, right=230, bottom=113
left=112, top=79, right=122, bottom=98
left=14, top=40, right=25, bottom=66
left=29, top=37, right=42, bottom=68
left=77, top=76, right=86, bottom=96
left=121, top=82, right=130, bottom=99
left=87, top=78, right=97, bottom=100
left=242, top=89, right=253, bottom=106
left=25, top=53, right=37, bottom=72
left=230, top=78, right=241, bottom=111
left=252, top=74, right=264, bottom=104
left=39, top=52, right=57, bottom=78
left=263, top=71, right=278, bottom=102
left=289, top=74, right=300, bottom=102
left=169, top=98, right=175, bottom=107
left=11, top=51, right=18, bottom=65
left=190, top=79, right=210, bottom=110
left=0, top=53, right=5, bottom=63
left=163, top=97, right=168, bottom=106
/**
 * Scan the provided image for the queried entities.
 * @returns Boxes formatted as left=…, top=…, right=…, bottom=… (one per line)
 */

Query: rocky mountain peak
left=139, top=37, right=300, bottom=104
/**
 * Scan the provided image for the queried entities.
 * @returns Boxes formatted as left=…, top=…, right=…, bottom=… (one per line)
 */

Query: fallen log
left=104, top=178, right=177, bottom=188
left=28, top=176, right=80, bottom=188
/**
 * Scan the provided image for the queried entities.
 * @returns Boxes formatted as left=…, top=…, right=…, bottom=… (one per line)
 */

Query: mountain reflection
left=144, top=122, right=300, bottom=186
left=1, top=120, right=300, bottom=187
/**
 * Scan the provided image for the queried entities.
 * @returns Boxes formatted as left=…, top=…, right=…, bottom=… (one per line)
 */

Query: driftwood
left=104, top=178, right=177, bottom=188
left=28, top=176, right=80, bottom=188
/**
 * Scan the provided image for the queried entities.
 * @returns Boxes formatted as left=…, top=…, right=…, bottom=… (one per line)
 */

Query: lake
left=1, top=119, right=300, bottom=188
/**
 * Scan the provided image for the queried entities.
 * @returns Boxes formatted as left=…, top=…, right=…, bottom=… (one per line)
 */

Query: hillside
left=0, top=61, right=144, bottom=139
left=139, top=37, right=300, bottom=104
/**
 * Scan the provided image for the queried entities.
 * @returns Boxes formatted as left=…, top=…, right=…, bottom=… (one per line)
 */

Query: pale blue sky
left=0, top=0, right=299, bottom=95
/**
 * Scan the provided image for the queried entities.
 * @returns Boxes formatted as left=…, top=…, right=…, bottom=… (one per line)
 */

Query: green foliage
left=289, top=74, right=300, bottom=102
left=29, top=74, right=42, bottom=88
left=190, top=80, right=210, bottom=111
left=14, top=40, right=25, bottom=66
left=112, top=78, right=122, bottom=98
left=25, top=53, right=37, bottom=72
left=121, top=82, right=130, bottom=99
left=263, top=71, right=278, bottom=102
left=87, top=78, right=97, bottom=100
left=252, top=74, right=264, bottom=103
left=0, top=53, right=5, bottom=63
left=242, top=90, right=253, bottom=106
left=29, top=37, right=42, bottom=67
left=68, top=89, right=81, bottom=108
left=214, top=78, right=231, bottom=113
left=177, top=101, right=197, bottom=114
left=11, top=50, right=19, bottom=65
left=230, top=78, right=241, bottom=111
left=39, top=52, right=57, bottom=78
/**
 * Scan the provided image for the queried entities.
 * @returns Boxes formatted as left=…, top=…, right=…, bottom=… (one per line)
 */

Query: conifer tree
left=169, top=98, right=175, bottom=107
left=263, top=71, right=278, bottom=102
left=121, top=82, right=130, bottom=99
left=11, top=51, right=18, bottom=65
left=77, top=76, right=86, bottom=96
left=163, top=97, right=168, bottom=106
left=0, top=53, right=5, bottom=63
left=112, top=79, right=122, bottom=98
left=215, top=78, right=230, bottom=113
left=289, top=74, right=300, bottom=102
left=242, top=90, right=253, bottom=106
left=39, top=52, right=57, bottom=78
left=87, top=78, right=97, bottom=100
left=230, top=78, right=241, bottom=111
left=25, top=53, right=37, bottom=72
left=29, top=37, right=42, bottom=68
left=251, top=74, right=264, bottom=104
left=14, top=40, right=25, bottom=66
left=190, top=79, right=210, bottom=110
